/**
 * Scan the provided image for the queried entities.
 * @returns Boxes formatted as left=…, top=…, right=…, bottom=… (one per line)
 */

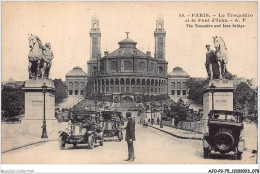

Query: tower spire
left=154, top=14, right=166, bottom=60
left=90, top=13, right=101, bottom=59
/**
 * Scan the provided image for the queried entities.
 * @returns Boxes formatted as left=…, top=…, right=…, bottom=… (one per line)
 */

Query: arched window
left=126, top=78, right=130, bottom=85
left=102, top=79, right=105, bottom=86
left=115, top=78, right=119, bottom=85
left=93, top=23, right=97, bottom=28
left=98, top=80, right=101, bottom=86
left=146, top=79, right=150, bottom=85
left=142, top=79, right=145, bottom=85
left=106, top=79, right=109, bottom=85
left=120, top=78, right=124, bottom=85
left=110, top=79, right=114, bottom=85
left=74, top=82, right=79, bottom=89
left=159, top=66, right=164, bottom=75
left=137, top=79, right=141, bottom=85
left=68, top=82, right=73, bottom=89
left=110, top=60, right=117, bottom=71
left=124, top=61, right=133, bottom=71
left=139, top=61, right=146, bottom=71
left=131, top=79, right=135, bottom=85
left=183, top=82, right=187, bottom=89
left=177, top=82, right=181, bottom=89
left=155, top=80, right=158, bottom=86
left=151, top=79, right=154, bottom=86
left=171, top=82, right=175, bottom=89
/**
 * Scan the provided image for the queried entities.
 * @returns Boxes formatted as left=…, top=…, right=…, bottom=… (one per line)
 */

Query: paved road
left=2, top=123, right=257, bottom=164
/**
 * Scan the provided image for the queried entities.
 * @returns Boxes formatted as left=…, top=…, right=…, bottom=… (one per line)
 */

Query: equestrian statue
left=28, top=34, right=54, bottom=79
left=205, top=36, right=228, bottom=80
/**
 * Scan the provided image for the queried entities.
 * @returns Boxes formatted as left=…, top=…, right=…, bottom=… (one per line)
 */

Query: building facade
left=65, top=66, right=88, bottom=96
left=87, top=15, right=168, bottom=103
left=168, top=67, right=190, bottom=102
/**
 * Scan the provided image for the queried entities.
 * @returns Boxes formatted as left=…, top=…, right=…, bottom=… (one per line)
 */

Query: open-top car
left=59, top=110, right=104, bottom=150
left=101, top=111, right=124, bottom=141
left=203, top=110, right=245, bottom=159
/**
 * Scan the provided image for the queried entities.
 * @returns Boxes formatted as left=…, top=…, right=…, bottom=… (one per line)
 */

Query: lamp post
left=41, top=83, right=48, bottom=138
left=209, top=83, right=216, bottom=111
left=94, top=101, right=97, bottom=111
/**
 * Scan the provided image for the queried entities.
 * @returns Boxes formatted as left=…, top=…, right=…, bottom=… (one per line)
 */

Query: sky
left=2, top=1, right=258, bottom=82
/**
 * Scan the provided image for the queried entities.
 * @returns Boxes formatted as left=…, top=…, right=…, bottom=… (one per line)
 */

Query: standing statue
left=28, top=34, right=54, bottom=79
left=213, top=36, right=228, bottom=79
left=205, top=44, right=216, bottom=79
left=205, top=36, right=228, bottom=79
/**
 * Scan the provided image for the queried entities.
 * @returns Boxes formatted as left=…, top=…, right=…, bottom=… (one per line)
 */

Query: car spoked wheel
left=88, top=134, right=95, bottom=149
left=214, top=132, right=234, bottom=153
left=73, top=143, right=77, bottom=148
left=59, top=136, right=66, bottom=150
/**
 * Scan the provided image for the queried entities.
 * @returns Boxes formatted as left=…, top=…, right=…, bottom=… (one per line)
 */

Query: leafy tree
left=186, top=78, right=205, bottom=105
left=233, top=82, right=256, bottom=115
left=54, top=79, right=68, bottom=105
left=1, top=86, right=25, bottom=118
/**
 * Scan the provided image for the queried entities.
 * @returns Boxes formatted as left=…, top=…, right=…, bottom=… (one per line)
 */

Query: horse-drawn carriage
left=100, top=111, right=124, bottom=141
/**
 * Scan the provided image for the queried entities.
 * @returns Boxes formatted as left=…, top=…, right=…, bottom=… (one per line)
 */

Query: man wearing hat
left=125, top=112, right=135, bottom=162
left=205, top=44, right=215, bottom=79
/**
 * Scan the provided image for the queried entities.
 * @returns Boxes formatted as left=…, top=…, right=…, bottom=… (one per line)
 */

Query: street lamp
left=94, top=101, right=97, bottom=111
left=41, top=83, right=48, bottom=138
left=209, top=83, right=216, bottom=111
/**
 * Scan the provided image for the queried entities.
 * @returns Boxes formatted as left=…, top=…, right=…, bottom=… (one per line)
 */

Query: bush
left=1, top=86, right=25, bottom=118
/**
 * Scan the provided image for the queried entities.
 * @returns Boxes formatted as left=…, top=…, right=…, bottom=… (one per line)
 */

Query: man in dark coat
left=125, top=112, right=135, bottom=162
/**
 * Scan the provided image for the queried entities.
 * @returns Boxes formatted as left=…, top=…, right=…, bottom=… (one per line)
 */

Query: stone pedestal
left=23, top=79, right=56, bottom=120
left=201, top=79, right=235, bottom=133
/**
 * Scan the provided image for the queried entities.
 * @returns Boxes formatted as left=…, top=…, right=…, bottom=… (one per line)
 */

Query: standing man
left=125, top=112, right=135, bottom=162
left=205, top=44, right=215, bottom=79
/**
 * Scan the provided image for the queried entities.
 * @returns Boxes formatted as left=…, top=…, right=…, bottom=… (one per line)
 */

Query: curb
left=2, top=139, right=57, bottom=153
left=148, top=125, right=203, bottom=140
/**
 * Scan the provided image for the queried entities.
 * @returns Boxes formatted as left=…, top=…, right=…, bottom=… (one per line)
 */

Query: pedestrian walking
left=125, top=112, right=135, bottom=162
left=157, top=117, right=160, bottom=125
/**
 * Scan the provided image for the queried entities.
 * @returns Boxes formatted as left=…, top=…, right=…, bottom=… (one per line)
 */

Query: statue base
left=23, top=79, right=56, bottom=120
left=200, top=79, right=235, bottom=133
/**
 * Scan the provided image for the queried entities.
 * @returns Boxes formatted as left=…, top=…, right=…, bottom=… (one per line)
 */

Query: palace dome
left=168, top=67, right=190, bottom=77
left=104, top=36, right=150, bottom=58
left=66, top=66, right=87, bottom=77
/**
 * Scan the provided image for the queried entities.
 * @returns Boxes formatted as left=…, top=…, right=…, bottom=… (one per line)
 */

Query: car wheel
left=214, top=132, right=234, bottom=153
left=118, top=131, right=123, bottom=141
left=59, top=136, right=66, bottom=150
left=203, top=148, right=210, bottom=159
left=88, top=134, right=95, bottom=149
left=73, top=143, right=77, bottom=147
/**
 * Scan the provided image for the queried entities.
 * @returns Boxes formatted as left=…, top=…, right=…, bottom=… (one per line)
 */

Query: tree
left=233, top=82, right=256, bottom=115
left=186, top=78, right=205, bottom=105
left=1, top=86, right=25, bottom=118
left=54, top=79, right=68, bottom=105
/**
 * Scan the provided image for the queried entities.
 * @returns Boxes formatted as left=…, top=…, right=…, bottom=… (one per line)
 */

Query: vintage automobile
left=101, top=111, right=124, bottom=141
left=59, top=110, right=104, bottom=150
left=203, top=110, right=245, bottom=159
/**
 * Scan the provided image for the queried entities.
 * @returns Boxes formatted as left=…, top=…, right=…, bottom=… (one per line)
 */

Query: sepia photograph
left=0, top=1, right=259, bottom=173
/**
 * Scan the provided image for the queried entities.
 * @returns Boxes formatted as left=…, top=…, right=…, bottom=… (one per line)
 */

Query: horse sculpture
left=213, top=36, right=228, bottom=79
left=28, top=34, right=54, bottom=79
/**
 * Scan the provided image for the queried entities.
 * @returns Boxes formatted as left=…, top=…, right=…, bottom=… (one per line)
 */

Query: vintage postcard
left=1, top=1, right=258, bottom=172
